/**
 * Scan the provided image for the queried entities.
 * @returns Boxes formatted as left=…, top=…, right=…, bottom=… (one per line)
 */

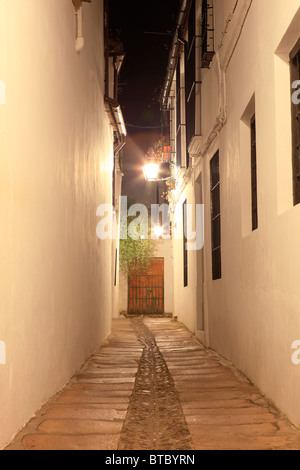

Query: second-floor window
left=290, top=39, right=300, bottom=206
left=176, top=58, right=182, bottom=172
left=185, top=0, right=196, bottom=156
left=201, top=0, right=215, bottom=68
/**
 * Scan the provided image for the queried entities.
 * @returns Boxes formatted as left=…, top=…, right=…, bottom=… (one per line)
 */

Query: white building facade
left=162, top=0, right=300, bottom=428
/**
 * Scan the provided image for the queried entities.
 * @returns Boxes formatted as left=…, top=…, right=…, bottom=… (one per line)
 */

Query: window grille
left=185, top=0, right=196, bottom=163
left=201, top=0, right=215, bottom=68
left=210, top=151, right=221, bottom=280
left=114, top=249, right=118, bottom=287
left=183, top=200, right=188, bottom=287
left=251, top=115, right=258, bottom=230
left=290, top=39, right=300, bottom=205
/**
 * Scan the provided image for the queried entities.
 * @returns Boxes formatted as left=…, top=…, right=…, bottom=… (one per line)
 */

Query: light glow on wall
left=0, top=80, right=6, bottom=104
left=0, top=341, right=6, bottom=365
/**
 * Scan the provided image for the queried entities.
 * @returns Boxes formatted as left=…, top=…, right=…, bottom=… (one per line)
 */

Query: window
left=183, top=200, right=188, bottom=287
left=210, top=151, right=221, bottom=280
left=185, top=0, right=196, bottom=160
left=114, top=249, right=118, bottom=287
left=112, top=155, right=116, bottom=208
left=201, top=0, right=215, bottom=68
left=251, top=115, right=258, bottom=230
left=290, top=40, right=300, bottom=206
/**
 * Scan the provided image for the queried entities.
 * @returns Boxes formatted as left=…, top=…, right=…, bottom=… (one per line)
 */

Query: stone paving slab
left=5, top=319, right=141, bottom=451
left=5, top=316, right=300, bottom=450
left=144, top=318, right=300, bottom=451
left=37, top=418, right=123, bottom=435
left=21, top=434, right=119, bottom=451
left=41, top=407, right=127, bottom=421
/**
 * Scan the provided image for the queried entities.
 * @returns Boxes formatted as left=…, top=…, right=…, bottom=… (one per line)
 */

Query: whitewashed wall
left=172, top=0, right=300, bottom=429
left=205, top=0, right=300, bottom=429
left=0, top=0, right=115, bottom=448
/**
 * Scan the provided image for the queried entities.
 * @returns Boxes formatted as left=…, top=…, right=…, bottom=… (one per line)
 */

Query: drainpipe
left=104, top=96, right=127, bottom=154
left=161, top=0, right=192, bottom=111
left=75, top=5, right=84, bottom=52
left=104, top=0, right=110, bottom=99
left=73, top=0, right=92, bottom=52
left=114, top=135, right=126, bottom=155
left=103, top=0, right=126, bottom=155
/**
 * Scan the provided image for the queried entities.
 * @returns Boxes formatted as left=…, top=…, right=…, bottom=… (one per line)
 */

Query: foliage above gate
left=119, top=209, right=156, bottom=276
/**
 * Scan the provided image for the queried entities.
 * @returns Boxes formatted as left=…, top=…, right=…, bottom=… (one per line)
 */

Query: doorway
left=195, top=173, right=205, bottom=331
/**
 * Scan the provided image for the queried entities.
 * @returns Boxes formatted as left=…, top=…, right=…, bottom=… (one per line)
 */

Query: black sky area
left=109, top=0, right=181, bottom=205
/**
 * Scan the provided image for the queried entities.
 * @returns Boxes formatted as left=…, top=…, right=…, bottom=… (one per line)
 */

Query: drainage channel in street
left=118, top=317, right=193, bottom=451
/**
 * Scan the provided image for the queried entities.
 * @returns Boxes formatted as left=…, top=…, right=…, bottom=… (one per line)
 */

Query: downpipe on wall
left=75, top=6, right=84, bottom=52
left=72, top=0, right=92, bottom=52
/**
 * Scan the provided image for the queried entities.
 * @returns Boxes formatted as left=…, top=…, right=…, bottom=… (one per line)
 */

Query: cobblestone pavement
left=5, top=317, right=300, bottom=450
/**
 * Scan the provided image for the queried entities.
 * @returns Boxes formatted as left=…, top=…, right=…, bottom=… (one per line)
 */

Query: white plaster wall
left=119, top=270, right=128, bottom=314
left=112, top=170, right=123, bottom=319
left=171, top=0, right=300, bottom=429
left=198, top=0, right=300, bottom=428
left=172, top=186, right=198, bottom=334
left=0, top=0, right=114, bottom=448
left=155, top=239, right=174, bottom=315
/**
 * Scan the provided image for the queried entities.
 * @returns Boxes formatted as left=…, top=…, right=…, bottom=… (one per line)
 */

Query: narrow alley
left=6, top=317, right=300, bottom=451
left=1, top=0, right=300, bottom=454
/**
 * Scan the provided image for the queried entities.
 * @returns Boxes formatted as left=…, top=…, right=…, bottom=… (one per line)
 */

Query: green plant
left=119, top=211, right=156, bottom=276
left=161, top=178, right=176, bottom=202
left=152, top=136, right=169, bottom=159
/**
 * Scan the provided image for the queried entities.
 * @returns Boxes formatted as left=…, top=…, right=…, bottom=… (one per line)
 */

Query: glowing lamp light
left=153, top=225, right=164, bottom=238
left=143, top=162, right=160, bottom=182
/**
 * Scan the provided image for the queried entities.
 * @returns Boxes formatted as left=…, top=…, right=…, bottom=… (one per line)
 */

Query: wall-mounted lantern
left=142, top=146, right=176, bottom=184
left=142, top=148, right=161, bottom=182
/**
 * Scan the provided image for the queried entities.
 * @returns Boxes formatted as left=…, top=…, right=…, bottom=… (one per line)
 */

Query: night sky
left=109, top=0, right=181, bottom=205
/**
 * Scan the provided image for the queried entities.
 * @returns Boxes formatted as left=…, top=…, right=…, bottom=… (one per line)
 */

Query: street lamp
left=153, top=225, right=164, bottom=238
left=142, top=146, right=175, bottom=183
left=143, top=162, right=160, bottom=182
left=143, top=145, right=177, bottom=210
left=142, top=147, right=160, bottom=182
left=143, top=146, right=175, bottom=235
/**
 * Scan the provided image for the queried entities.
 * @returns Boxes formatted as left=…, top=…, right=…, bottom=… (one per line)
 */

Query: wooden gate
left=128, top=258, right=164, bottom=315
